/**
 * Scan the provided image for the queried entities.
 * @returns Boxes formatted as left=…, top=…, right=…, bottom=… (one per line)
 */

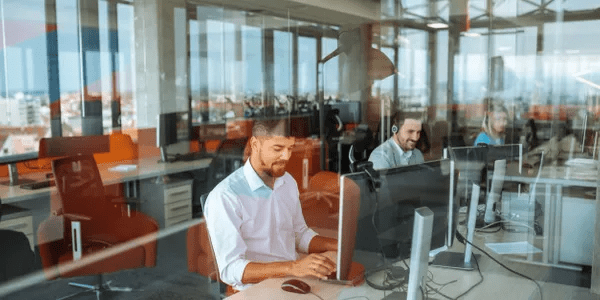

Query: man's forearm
left=308, top=235, right=337, bottom=253
left=241, top=252, right=336, bottom=284
left=241, top=261, right=293, bottom=284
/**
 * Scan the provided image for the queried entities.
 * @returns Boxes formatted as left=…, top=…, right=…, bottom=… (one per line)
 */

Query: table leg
left=553, top=185, right=563, bottom=264
left=542, top=183, right=552, bottom=264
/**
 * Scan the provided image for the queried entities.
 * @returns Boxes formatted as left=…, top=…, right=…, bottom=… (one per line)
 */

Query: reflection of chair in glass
left=37, top=155, right=159, bottom=300
left=187, top=193, right=231, bottom=299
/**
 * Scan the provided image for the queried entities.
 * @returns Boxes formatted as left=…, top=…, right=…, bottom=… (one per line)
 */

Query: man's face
left=395, top=118, right=422, bottom=152
left=252, top=135, right=296, bottom=178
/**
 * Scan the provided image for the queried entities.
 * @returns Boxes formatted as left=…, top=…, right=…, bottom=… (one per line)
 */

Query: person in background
left=368, top=111, right=425, bottom=169
left=204, top=118, right=337, bottom=292
left=474, top=100, right=508, bottom=146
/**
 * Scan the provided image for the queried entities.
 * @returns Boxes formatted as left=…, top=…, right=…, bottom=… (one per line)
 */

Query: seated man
left=368, top=111, right=425, bottom=169
left=204, top=118, right=337, bottom=291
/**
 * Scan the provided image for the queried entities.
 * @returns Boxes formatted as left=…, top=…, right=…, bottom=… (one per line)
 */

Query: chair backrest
left=198, top=193, right=222, bottom=281
left=51, top=155, right=114, bottom=218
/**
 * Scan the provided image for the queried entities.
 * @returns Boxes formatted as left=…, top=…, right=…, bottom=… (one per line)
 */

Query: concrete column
left=108, top=0, right=121, bottom=130
left=79, top=0, right=103, bottom=136
left=133, top=0, right=187, bottom=128
left=262, top=28, right=275, bottom=114
left=45, top=0, right=62, bottom=137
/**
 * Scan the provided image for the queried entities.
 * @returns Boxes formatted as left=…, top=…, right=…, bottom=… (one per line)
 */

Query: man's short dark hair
left=252, top=118, right=291, bottom=137
left=392, top=110, right=425, bottom=128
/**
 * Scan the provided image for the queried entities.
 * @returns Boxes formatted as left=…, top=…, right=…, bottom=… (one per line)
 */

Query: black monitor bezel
left=157, top=111, right=191, bottom=148
left=337, top=159, right=456, bottom=278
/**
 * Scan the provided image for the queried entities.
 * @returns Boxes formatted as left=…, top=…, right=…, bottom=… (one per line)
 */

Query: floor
left=1, top=212, right=597, bottom=300
left=2, top=228, right=215, bottom=300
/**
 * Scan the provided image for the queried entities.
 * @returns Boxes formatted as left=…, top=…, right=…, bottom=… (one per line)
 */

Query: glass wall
left=1, top=0, right=600, bottom=299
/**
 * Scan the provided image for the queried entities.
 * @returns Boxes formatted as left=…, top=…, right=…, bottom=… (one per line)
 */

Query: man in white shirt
left=368, top=111, right=425, bottom=169
left=204, top=118, right=337, bottom=291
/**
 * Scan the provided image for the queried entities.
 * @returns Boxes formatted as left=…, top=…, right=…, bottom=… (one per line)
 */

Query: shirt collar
left=243, top=159, right=286, bottom=191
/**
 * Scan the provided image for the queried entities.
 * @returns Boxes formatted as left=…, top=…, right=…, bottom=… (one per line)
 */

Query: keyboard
left=20, top=179, right=55, bottom=190
left=174, top=152, right=211, bottom=162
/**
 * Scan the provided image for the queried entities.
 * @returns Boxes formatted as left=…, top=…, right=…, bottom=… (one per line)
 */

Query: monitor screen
left=157, top=111, right=190, bottom=147
left=339, top=159, right=456, bottom=264
left=487, top=143, right=522, bottom=168
left=447, top=144, right=522, bottom=205
left=329, top=101, right=361, bottom=124
left=191, top=122, right=227, bottom=141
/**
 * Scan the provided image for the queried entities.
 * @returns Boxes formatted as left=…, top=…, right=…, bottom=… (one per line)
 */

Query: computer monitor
left=329, top=101, right=361, bottom=124
left=444, top=145, right=488, bottom=206
left=336, top=175, right=362, bottom=281
left=157, top=111, right=191, bottom=162
left=38, top=135, right=110, bottom=159
left=487, top=143, right=522, bottom=171
left=338, top=159, right=456, bottom=265
left=191, top=122, right=227, bottom=142
left=0, top=152, right=39, bottom=186
left=0, top=130, right=43, bottom=185
left=446, top=144, right=522, bottom=168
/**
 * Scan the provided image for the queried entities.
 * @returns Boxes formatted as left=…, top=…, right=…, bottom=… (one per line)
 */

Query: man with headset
left=368, top=111, right=425, bottom=169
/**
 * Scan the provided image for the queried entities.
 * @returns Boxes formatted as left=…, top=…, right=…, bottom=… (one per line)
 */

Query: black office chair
left=349, top=124, right=374, bottom=173
left=194, top=137, right=249, bottom=218
left=0, top=199, right=36, bottom=283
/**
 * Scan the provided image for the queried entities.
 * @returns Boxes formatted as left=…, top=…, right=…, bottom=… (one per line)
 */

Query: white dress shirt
left=204, top=160, right=317, bottom=291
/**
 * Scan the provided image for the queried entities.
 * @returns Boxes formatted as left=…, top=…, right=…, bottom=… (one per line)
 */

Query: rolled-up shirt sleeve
left=204, top=187, right=250, bottom=288
left=293, top=188, right=318, bottom=253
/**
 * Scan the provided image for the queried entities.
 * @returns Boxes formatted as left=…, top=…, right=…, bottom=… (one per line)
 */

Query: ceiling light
left=462, top=32, right=481, bottom=37
left=427, top=22, right=448, bottom=29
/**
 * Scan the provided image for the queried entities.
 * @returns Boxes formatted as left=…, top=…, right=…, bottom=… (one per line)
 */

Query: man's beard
left=260, top=155, right=287, bottom=178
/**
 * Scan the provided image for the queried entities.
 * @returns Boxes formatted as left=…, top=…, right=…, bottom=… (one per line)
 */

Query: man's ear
left=250, top=136, right=260, bottom=152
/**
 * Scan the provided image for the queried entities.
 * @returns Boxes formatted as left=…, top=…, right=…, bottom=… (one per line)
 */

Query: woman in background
left=474, top=100, right=508, bottom=146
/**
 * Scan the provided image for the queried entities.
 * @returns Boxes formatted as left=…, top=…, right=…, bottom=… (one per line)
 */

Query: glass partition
left=1, top=0, right=599, bottom=299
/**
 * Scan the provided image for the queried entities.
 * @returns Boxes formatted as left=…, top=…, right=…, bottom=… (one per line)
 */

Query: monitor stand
left=429, top=251, right=481, bottom=271
left=431, top=183, right=482, bottom=271
left=0, top=163, right=37, bottom=186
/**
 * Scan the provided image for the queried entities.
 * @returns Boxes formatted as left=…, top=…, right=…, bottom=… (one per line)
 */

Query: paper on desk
left=109, top=164, right=137, bottom=172
left=485, top=241, right=541, bottom=255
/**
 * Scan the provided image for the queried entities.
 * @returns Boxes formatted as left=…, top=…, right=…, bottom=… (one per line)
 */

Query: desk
left=503, top=163, right=597, bottom=269
left=226, top=252, right=593, bottom=300
left=227, top=234, right=596, bottom=300
left=0, top=157, right=212, bottom=205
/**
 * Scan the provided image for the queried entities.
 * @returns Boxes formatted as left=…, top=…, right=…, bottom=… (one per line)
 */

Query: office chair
left=0, top=199, right=36, bottom=283
left=187, top=193, right=233, bottom=299
left=348, top=124, right=374, bottom=173
left=37, top=155, right=159, bottom=300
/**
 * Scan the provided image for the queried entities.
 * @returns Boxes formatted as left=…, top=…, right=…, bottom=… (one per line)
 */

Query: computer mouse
left=281, top=279, right=311, bottom=294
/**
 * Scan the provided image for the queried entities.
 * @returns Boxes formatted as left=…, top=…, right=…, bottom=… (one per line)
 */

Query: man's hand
left=291, top=253, right=336, bottom=279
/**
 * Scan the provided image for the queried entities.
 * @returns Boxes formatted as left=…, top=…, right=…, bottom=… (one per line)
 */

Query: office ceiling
left=188, top=0, right=380, bottom=27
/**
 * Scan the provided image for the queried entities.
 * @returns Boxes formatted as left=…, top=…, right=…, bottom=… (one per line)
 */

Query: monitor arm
left=354, top=161, right=381, bottom=193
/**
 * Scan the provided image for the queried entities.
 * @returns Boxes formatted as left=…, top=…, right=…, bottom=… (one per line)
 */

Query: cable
left=458, top=230, right=544, bottom=300
left=426, top=251, right=484, bottom=300
left=363, top=191, right=408, bottom=291
left=309, top=291, right=325, bottom=300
